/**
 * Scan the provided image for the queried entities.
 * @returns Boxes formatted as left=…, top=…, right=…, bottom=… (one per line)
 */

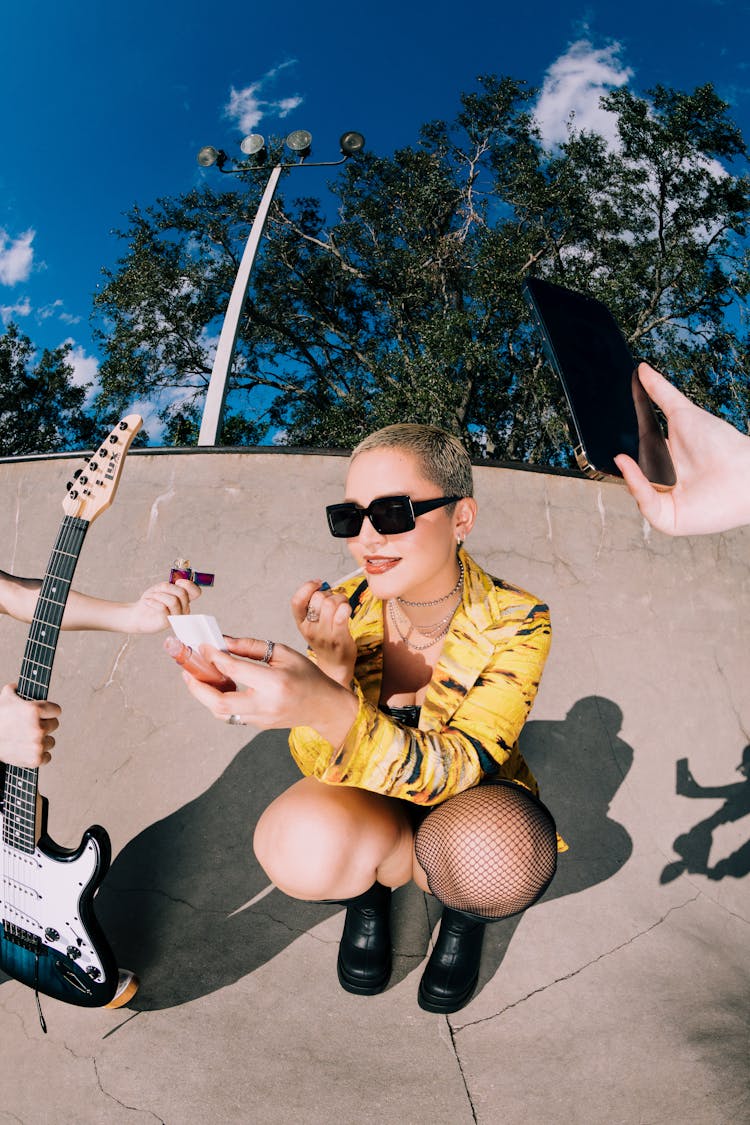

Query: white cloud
left=0, top=297, right=32, bottom=325
left=63, top=339, right=100, bottom=407
left=277, top=97, right=303, bottom=118
left=38, top=299, right=64, bottom=320
left=226, top=86, right=264, bottom=133
left=224, top=62, right=303, bottom=135
left=0, top=228, right=35, bottom=286
left=534, top=40, right=633, bottom=150
left=123, top=397, right=167, bottom=442
left=37, top=299, right=81, bottom=327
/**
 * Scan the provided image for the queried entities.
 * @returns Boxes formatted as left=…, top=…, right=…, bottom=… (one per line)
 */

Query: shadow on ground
left=69, top=694, right=636, bottom=1010
left=0, top=695, right=640, bottom=1008
left=660, top=745, right=750, bottom=884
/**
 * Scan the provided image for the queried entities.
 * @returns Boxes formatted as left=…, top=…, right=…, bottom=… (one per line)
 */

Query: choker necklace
left=397, top=559, right=464, bottom=608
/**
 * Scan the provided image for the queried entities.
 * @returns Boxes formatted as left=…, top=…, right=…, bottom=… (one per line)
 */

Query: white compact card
left=167, top=614, right=228, bottom=651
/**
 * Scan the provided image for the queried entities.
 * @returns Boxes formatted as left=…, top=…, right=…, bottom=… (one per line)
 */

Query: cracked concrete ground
left=0, top=449, right=748, bottom=1124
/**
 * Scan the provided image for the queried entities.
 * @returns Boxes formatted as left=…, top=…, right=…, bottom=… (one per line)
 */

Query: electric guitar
left=0, top=415, right=142, bottom=1008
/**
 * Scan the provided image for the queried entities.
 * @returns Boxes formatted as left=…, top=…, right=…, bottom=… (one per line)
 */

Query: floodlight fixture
left=197, top=146, right=219, bottom=167
left=240, top=134, right=266, bottom=157
left=197, top=145, right=228, bottom=169
left=285, top=129, right=312, bottom=157
left=340, top=131, right=365, bottom=157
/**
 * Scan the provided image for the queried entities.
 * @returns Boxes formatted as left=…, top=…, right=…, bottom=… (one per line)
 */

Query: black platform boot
left=418, top=907, right=486, bottom=1014
left=336, top=881, right=393, bottom=995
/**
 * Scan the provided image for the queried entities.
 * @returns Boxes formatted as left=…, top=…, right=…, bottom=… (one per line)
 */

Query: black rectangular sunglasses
left=326, top=494, right=461, bottom=538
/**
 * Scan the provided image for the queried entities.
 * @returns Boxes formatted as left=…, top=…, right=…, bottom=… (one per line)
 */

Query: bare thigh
left=254, top=776, right=419, bottom=900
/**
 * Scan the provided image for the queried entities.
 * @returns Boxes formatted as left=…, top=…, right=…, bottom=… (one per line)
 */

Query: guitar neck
left=16, top=515, right=89, bottom=703
left=2, top=515, right=89, bottom=853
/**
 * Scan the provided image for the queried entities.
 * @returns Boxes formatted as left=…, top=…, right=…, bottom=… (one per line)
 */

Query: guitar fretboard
left=2, top=515, right=89, bottom=853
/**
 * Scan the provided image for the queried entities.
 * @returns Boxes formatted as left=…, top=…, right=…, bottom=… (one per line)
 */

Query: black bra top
left=381, top=703, right=421, bottom=728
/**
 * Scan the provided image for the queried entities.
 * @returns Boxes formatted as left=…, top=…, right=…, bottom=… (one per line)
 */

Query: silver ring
left=261, top=639, right=275, bottom=665
left=305, top=607, right=320, bottom=623
left=226, top=714, right=246, bottom=726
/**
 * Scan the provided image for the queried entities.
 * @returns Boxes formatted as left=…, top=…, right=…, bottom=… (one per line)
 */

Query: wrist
left=314, top=652, right=356, bottom=687
left=311, top=678, right=359, bottom=747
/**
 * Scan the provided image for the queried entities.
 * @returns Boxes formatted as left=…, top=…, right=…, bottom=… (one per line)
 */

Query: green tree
left=0, top=323, right=98, bottom=455
left=93, top=77, right=749, bottom=461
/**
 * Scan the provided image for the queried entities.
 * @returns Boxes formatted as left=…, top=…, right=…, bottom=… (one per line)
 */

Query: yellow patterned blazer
left=289, top=550, right=562, bottom=841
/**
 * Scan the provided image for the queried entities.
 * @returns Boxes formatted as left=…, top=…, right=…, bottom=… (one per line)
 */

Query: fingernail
left=320, top=581, right=331, bottom=591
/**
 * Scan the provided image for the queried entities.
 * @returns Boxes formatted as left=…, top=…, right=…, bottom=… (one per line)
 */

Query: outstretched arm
left=614, top=363, right=750, bottom=536
left=0, top=571, right=200, bottom=632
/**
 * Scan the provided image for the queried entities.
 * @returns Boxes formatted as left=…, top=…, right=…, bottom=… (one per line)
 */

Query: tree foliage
left=0, top=323, right=98, bottom=455
left=93, top=77, right=750, bottom=461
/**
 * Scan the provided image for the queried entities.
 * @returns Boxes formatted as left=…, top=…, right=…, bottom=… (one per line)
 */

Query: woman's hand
left=291, top=580, right=357, bottom=686
left=0, top=683, right=61, bottom=767
left=123, top=579, right=201, bottom=633
left=181, top=636, right=359, bottom=746
left=615, top=363, right=750, bottom=536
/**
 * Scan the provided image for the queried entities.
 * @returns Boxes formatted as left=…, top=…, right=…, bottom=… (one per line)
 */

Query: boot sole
left=337, top=954, right=392, bottom=996
left=417, top=971, right=479, bottom=1014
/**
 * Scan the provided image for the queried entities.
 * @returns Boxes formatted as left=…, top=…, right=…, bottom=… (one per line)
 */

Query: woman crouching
left=183, top=424, right=561, bottom=1013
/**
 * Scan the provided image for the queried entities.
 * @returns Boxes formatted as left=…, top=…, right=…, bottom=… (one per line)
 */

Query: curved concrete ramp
left=0, top=449, right=748, bottom=1123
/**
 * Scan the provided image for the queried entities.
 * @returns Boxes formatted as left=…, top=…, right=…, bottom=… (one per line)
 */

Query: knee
left=253, top=781, right=371, bottom=899
left=414, top=782, right=558, bottom=919
left=253, top=790, right=339, bottom=894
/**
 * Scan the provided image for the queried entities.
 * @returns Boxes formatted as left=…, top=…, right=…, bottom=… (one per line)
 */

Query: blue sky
left=1, top=0, right=748, bottom=438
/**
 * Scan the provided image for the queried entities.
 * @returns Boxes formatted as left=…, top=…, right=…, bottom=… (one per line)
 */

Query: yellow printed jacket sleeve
left=288, top=551, right=551, bottom=807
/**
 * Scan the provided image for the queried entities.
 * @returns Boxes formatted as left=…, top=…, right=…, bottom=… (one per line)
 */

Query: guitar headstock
left=62, top=415, right=143, bottom=523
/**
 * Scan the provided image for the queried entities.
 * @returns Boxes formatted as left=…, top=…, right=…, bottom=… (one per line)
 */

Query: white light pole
left=196, top=130, right=365, bottom=446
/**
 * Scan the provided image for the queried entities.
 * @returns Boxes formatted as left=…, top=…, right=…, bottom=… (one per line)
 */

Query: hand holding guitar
left=0, top=684, right=60, bottom=767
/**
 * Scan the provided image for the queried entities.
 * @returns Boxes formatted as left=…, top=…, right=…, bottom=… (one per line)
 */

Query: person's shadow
left=0, top=696, right=634, bottom=1009
left=465, top=695, right=635, bottom=994
left=660, top=746, right=750, bottom=883
left=92, top=730, right=347, bottom=1009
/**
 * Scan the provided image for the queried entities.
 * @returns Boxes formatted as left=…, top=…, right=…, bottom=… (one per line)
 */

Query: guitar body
left=0, top=797, right=118, bottom=1006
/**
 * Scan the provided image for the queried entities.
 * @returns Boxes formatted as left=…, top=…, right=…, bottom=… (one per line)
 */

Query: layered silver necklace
left=387, top=559, right=464, bottom=651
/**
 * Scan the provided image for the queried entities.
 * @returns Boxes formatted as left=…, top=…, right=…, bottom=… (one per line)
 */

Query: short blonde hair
left=351, top=424, right=474, bottom=498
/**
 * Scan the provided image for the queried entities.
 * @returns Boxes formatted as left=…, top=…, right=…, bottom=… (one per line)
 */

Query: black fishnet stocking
left=415, top=781, right=558, bottom=920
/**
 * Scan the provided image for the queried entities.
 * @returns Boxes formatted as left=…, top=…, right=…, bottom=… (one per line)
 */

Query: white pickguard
left=1, top=818, right=107, bottom=981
